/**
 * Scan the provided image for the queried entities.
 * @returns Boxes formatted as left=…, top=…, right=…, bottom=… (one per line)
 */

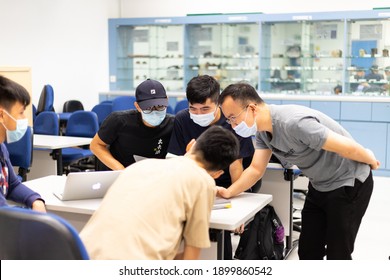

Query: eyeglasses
left=225, top=106, right=248, bottom=125
left=142, top=105, right=167, bottom=114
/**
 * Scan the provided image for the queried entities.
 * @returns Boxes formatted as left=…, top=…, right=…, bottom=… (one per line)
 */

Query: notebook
left=53, top=170, right=122, bottom=201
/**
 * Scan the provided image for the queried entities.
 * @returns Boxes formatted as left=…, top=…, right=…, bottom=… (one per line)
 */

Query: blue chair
left=62, top=100, right=84, bottom=113
left=91, top=103, right=112, bottom=126
left=174, top=99, right=188, bottom=114
left=36, top=84, right=55, bottom=115
left=112, top=96, right=136, bottom=111
left=60, top=100, right=85, bottom=134
left=4, top=126, right=33, bottom=182
left=64, top=111, right=98, bottom=138
left=33, top=111, right=60, bottom=135
left=0, top=207, right=89, bottom=260
left=167, top=105, right=174, bottom=115
left=62, top=111, right=99, bottom=173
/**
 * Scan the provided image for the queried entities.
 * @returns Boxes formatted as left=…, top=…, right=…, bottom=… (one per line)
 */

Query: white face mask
left=2, top=110, right=28, bottom=143
left=189, top=109, right=216, bottom=127
left=141, top=109, right=166, bottom=127
left=233, top=109, right=257, bottom=138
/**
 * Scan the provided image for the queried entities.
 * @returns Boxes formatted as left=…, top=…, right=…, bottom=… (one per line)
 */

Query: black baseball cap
left=135, top=79, right=168, bottom=110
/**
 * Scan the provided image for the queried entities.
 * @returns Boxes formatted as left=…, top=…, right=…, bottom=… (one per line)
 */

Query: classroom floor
left=232, top=175, right=390, bottom=260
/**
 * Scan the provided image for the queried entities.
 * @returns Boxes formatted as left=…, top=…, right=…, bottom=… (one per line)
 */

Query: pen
left=213, top=203, right=232, bottom=210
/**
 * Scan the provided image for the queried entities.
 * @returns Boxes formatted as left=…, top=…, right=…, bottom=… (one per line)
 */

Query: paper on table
left=133, top=155, right=147, bottom=162
left=213, top=197, right=232, bottom=210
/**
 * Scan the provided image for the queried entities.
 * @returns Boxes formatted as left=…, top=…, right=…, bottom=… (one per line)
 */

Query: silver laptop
left=53, top=170, right=122, bottom=201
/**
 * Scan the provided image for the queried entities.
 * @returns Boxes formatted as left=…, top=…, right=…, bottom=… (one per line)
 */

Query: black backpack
left=234, top=205, right=285, bottom=260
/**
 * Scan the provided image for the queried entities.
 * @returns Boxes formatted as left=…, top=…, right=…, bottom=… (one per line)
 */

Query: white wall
left=0, top=0, right=119, bottom=111
left=1, top=0, right=389, bottom=111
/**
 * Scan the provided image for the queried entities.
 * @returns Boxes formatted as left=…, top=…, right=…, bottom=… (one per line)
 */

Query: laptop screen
left=54, top=170, right=122, bottom=201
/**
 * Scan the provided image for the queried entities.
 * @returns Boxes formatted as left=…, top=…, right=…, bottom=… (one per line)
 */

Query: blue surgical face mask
left=190, top=111, right=216, bottom=127
left=141, top=109, right=166, bottom=127
left=233, top=109, right=257, bottom=138
left=2, top=110, right=28, bottom=143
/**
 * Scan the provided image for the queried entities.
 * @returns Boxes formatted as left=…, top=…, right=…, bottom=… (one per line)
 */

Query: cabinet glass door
left=185, top=23, right=259, bottom=90
left=260, top=20, right=345, bottom=95
left=115, top=24, right=184, bottom=91
left=345, top=19, right=390, bottom=96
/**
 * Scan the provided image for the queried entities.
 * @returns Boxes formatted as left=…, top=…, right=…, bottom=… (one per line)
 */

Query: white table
left=210, top=192, right=272, bottom=230
left=210, top=192, right=272, bottom=259
left=29, top=135, right=92, bottom=179
left=23, top=175, right=272, bottom=260
left=33, top=134, right=93, bottom=150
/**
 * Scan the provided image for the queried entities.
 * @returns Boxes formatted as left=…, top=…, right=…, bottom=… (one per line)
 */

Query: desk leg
left=51, top=149, right=63, bottom=175
left=283, top=169, right=299, bottom=259
left=286, top=169, right=293, bottom=250
left=217, top=230, right=225, bottom=260
left=29, top=149, right=58, bottom=179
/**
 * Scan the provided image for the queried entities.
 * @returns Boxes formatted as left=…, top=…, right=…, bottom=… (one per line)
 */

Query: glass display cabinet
left=109, top=15, right=262, bottom=92
left=258, top=10, right=390, bottom=96
left=112, top=23, right=185, bottom=91
left=108, top=10, right=390, bottom=95
left=345, top=17, right=390, bottom=96
left=260, top=19, right=345, bottom=95
left=185, top=22, right=259, bottom=89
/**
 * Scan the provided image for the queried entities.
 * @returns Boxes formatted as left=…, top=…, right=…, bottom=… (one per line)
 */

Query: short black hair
left=186, top=75, right=220, bottom=104
left=370, top=65, right=379, bottom=72
left=193, top=126, right=239, bottom=171
left=219, top=82, right=263, bottom=107
left=0, top=76, right=31, bottom=110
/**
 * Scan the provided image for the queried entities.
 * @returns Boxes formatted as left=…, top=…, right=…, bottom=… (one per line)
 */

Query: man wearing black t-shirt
left=91, top=79, right=174, bottom=171
left=166, top=75, right=256, bottom=259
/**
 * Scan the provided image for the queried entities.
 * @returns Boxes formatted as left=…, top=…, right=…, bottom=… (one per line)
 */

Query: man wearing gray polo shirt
left=217, top=82, right=380, bottom=260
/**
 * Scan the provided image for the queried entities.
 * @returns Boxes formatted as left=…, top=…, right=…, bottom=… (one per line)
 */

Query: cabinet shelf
left=264, top=56, right=343, bottom=59
left=346, top=55, right=390, bottom=59
left=117, top=68, right=184, bottom=73
left=267, top=66, right=343, bottom=71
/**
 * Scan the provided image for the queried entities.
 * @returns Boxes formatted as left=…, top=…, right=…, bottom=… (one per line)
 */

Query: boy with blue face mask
left=166, top=75, right=256, bottom=260
left=91, top=79, right=174, bottom=171
left=0, top=76, right=46, bottom=212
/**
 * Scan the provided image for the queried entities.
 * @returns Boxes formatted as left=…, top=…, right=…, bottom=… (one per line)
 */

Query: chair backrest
left=167, top=105, right=174, bottom=115
left=33, top=111, right=60, bottom=135
left=112, top=96, right=136, bottom=111
left=0, top=207, right=89, bottom=260
left=32, top=104, right=37, bottom=123
left=174, top=99, right=188, bottom=114
left=65, top=111, right=99, bottom=138
left=63, top=100, right=84, bottom=113
left=36, top=84, right=55, bottom=115
left=91, top=103, right=112, bottom=126
left=4, top=126, right=33, bottom=182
